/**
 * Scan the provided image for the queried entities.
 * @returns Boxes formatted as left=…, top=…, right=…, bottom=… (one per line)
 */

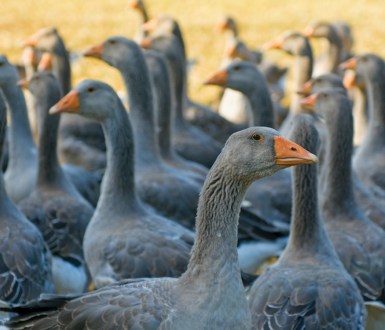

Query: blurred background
left=0, top=0, right=383, bottom=105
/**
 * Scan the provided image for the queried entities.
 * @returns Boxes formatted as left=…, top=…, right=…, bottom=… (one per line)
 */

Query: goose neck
left=119, top=58, right=162, bottom=166
left=97, top=99, right=140, bottom=209
left=183, top=158, right=247, bottom=280
left=290, top=55, right=313, bottom=114
left=51, top=43, right=71, bottom=94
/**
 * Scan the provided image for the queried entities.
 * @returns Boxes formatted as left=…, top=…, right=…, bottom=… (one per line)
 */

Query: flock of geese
left=1, top=0, right=385, bottom=329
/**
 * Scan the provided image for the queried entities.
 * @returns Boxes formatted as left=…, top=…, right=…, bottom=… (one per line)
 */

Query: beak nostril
left=291, top=147, right=297, bottom=151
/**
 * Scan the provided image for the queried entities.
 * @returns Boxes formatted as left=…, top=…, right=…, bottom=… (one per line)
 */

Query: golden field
left=0, top=0, right=384, bottom=105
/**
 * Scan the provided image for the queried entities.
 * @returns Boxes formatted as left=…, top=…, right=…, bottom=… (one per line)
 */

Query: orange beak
left=274, top=136, right=318, bottom=165
left=128, top=0, right=139, bottom=9
left=49, top=90, right=80, bottom=114
left=297, top=80, right=313, bottom=95
left=38, top=52, right=53, bottom=71
left=216, top=19, right=228, bottom=32
left=17, top=78, right=29, bottom=88
left=300, top=93, right=318, bottom=109
left=83, top=42, right=104, bottom=59
left=225, top=44, right=237, bottom=58
left=22, top=34, right=39, bottom=47
left=203, top=70, right=228, bottom=86
left=263, top=35, right=284, bottom=50
left=339, top=57, right=357, bottom=71
left=142, top=18, right=158, bottom=32
left=303, top=26, right=314, bottom=38
left=140, top=37, right=152, bottom=49
left=343, top=70, right=356, bottom=89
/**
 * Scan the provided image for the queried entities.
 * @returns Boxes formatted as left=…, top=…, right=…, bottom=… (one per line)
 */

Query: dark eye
left=0, top=62, right=3, bottom=66
left=109, top=39, right=117, bottom=45
left=233, top=65, right=240, bottom=71
left=361, top=56, right=368, bottom=63
left=87, top=87, right=95, bottom=93
left=251, top=133, right=263, bottom=141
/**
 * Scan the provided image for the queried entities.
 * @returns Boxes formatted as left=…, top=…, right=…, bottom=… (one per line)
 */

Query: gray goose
left=50, top=80, right=194, bottom=289
left=17, top=72, right=94, bottom=294
left=3, top=47, right=101, bottom=207
left=248, top=114, right=366, bottom=329
left=0, top=92, right=54, bottom=305
left=128, top=0, right=151, bottom=42
left=143, top=49, right=208, bottom=183
left=299, top=73, right=385, bottom=230
left=304, top=21, right=343, bottom=76
left=340, top=54, right=385, bottom=200
left=23, top=27, right=106, bottom=174
left=83, top=36, right=204, bottom=229
left=303, top=88, right=385, bottom=301
left=264, top=31, right=314, bottom=135
left=142, top=17, right=245, bottom=146
left=3, top=126, right=317, bottom=329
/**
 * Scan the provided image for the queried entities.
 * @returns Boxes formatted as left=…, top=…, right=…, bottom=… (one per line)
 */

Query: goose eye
left=251, top=133, right=263, bottom=141
left=233, top=65, right=240, bottom=71
left=109, top=40, right=117, bottom=45
left=87, top=87, right=95, bottom=93
left=0, top=62, right=4, bottom=66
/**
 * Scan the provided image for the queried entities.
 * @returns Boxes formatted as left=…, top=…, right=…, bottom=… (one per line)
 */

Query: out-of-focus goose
left=0, top=91, right=54, bottom=305
left=303, top=88, right=385, bottom=301
left=248, top=114, right=366, bottom=329
left=50, top=80, right=195, bottom=289
left=3, top=126, right=317, bottom=329
left=17, top=72, right=94, bottom=294
left=23, top=27, right=106, bottom=173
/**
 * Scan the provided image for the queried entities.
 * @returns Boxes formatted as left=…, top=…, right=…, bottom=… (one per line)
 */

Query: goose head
left=298, top=73, right=344, bottom=95
left=264, top=31, right=311, bottom=56
left=340, top=54, right=384, bottom=82
left=50, top=80, right=120, bottom=121
left=204, top=60, right=263, bottom=95
left=83, top=36, right=143, bottom=70
left=18, top=71, right=60, bottom=100
left=23, top=27, right=62, bottom=53
left=218, top=126, right=318, bottom=181
left=304, top=21, right=335, bottom=39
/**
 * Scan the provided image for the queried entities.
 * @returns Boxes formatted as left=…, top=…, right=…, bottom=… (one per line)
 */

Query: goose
left=248, top=113, right=366, bottom=328
left=17, top=72, right=94, bottom=294
left=3, top=125, right=317, bottom=329
left=304, top=21, right=343, bottom=76
left=264, top=31, right=313, bottom=135
left=141, top=17, right=245, bottom=146
left=83, top=36, right=206, bottom=229
left=50, top=79, right=195, bottom=289
left=128, top=0, right=150, bottom=42
left=302, top=88, right=385, bottom=301
left=299, top=73, right=385, bottom=229
left=0, top=92, right=54, bottom=305
left=23, top=27, right=106, bottom=174
left=340, top=54, right=385, bottom=200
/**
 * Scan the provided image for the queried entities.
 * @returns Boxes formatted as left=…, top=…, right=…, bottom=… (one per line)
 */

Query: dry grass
left=1, top=0, right=385, bottom=105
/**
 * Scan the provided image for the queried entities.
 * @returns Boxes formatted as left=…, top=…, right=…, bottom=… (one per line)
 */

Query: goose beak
left=128, top=0, right=140, bottom=9
left=83, top=43, right=104, bottom=59
left=17, top=78, right=29, bottom=88
left=216, top=19, right=228, bottom=32
left=37, top=52, right=53, bottom=71
left=297, top=80, right=312, bottom=95
left=263, top=35, right=284, bottom=50
left=225, top=44, right=237, bottom=58
left=142, top=18, right=158, bottom=32
left=339, top=57, right=357, bottom=71
left=300, top=93, right=318, bottom=109
left=139, top=37, right=152, bottom=49
left=274, top=136, right=318, bottom=165
left=303, top=26, right=314, bottom=38
left=343, top=70, right=356, bottom=89
left=203, top=70, right=228, bottom=86
left=49, top=90, right=80, bottom=114
left=22, top=34, right=38, bottom=47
